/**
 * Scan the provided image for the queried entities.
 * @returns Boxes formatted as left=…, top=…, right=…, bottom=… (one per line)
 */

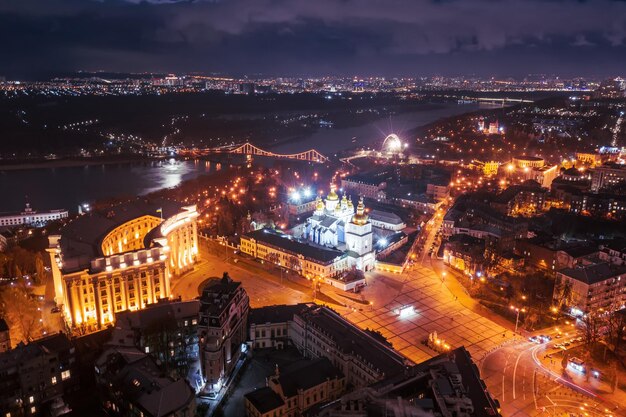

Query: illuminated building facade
left=591, top=163, right=626, bottom=192
left=512, top=155, right=545, bottom=169
left=0, top=203, right=68, bottom=227
left=198, top=275, right=249, bottom=393
left=47, top=199, right=199, bottom=330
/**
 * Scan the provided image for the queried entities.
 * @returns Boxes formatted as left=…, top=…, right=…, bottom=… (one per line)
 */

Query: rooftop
left=97, top=347, right=194, bottom=417
left=366, top=347, right=499, bottom=417
left=244, top=228, right=346, bottom=264
left=244, top=387, right=285, bottom=414
left=559, top=262, right=626, bottom=285
left=299, top=305, right=408, bottom=378
left=369, top=210, right=404, bottom=226
left=57, top=198, right=184, bottom=272
left=115, top=299, right=200, bottom=331
left=514, top=155, right=543, bottom=162
left=274, top=357, right=344, bottom=398
left=249, top=304, right=310, bottom=326
left=199, top=274, right=246, bottom=318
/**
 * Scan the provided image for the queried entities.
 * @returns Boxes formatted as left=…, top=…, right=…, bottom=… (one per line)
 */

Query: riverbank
left=0, top=155, right=168, bottom=171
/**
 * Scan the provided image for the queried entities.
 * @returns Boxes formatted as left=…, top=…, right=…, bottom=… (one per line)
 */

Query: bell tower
left=345, top=197, right=374, bottom=270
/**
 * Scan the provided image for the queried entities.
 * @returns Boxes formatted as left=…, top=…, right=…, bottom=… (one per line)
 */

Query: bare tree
left=0, top=282, right=41, bottom=342
left=265, top=252, right=280, bottom=266
left=606, top=310, right=626, bottom=352
left=581, top=312, right=604, bottom=347
left=553, top=277, right=573, bottom=309
left=286, top=256, right=302, bottom=274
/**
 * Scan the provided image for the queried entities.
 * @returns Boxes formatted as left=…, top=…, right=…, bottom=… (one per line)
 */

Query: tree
left=606, top=310, right=626, bottom=353
left=286, top=256, right=301, bottom=273
left=581, top=312, right=604, bottom=347
left=525, top=312, right=539, bottom=331
left=265, top=252, right=280, bottom=266
left=34, top=253, right=47, bottom=285
left=554, top=277, right=573, bottom=309
left=0, top=283, right=41, bottom=342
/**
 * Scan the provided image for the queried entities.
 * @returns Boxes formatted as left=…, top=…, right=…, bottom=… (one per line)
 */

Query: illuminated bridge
left=180, top=142, right=329, bottom=163
left=475, top=97, right=534, bottom=104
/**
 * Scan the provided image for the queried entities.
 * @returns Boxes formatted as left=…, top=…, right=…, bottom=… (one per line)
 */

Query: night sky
left=2, top=0, right=626, bottom=79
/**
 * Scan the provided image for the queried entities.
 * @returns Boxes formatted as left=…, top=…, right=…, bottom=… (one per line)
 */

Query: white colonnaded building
left=47, top=198, right=199, bottom=330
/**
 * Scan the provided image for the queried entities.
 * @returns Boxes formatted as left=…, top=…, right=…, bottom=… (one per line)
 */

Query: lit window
left=30, top=408, right=36, bottom=415
left=61, top=370, right=71, bottom=381
left=145, top=346, right=150, bottom=353
left=29, top=396, right=34, bottom=404
left=51, top=376, right=57, bottom=385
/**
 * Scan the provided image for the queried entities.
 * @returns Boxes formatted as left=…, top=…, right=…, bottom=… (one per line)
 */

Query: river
left=0, top=101, right=496, bottom=213
left=0, top=159, right=216, bottom=213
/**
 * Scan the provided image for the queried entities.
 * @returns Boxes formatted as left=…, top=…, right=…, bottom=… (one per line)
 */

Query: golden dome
left=335, top=202, right=342, bottom=212
left=347, top=196, right=354, bottom=208
left=351, top=197, right=368, bottom=225
left=315, top=196, right=324, bottom=211
left=327, top=184, right=339, bottom=201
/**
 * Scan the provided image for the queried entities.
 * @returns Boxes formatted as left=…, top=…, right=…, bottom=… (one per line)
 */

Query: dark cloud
left=1, top=0, right=625, bottom=78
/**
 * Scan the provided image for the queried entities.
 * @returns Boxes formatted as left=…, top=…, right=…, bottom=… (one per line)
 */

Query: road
left=170, top=226, right=623, bottom=416
left=481, top=336, right=620, bottom=417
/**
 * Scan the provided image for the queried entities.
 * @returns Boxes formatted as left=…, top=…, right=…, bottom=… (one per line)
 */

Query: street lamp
left=510, top=305, right=526, bottom=333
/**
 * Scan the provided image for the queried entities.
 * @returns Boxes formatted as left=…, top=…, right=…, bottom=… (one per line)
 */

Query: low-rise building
left=95, top=346, right=195, bottom=417
left=443, top=234, right=486, bottom=276
left=0, top=204, right=68, bottom=228
left=517, top=238, right=599, bottom=271
left=248, top=304, right=409, bottom=387
left=0, top=333, right=78, bottom=417
left=313, top=346, right=500, bottom=417
left=555, top=262, right=626, bottom=315
left=599, top=239, right=626, bottom=265
left=245, top=358, right=346, bottom=417
left=426, top=180, right=450, bottom=202
left=249, top=304, right=308, bottom=350
left=491, top=181, right=547, bottom=216
left=198, top=274, right=250, bottom=393
left=110, top=299, right=200, bottom=372
left=443, top=203, right=528, bottom=251
left=240, top=229, right=366, bottom=290
left=341, top=172, right=389, bottom=199
left=368, top=210, right=406, bottom=231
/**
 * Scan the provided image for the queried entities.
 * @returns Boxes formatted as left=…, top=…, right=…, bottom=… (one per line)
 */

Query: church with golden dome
left=304, top=184, right=375, bottom=271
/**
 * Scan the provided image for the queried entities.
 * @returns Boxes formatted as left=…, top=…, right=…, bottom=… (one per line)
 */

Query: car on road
left=529, top=336, right=540, bottom=343
left=51, top=306, right=61, bottom=313
left=538, top=335, right=552, bottom=343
